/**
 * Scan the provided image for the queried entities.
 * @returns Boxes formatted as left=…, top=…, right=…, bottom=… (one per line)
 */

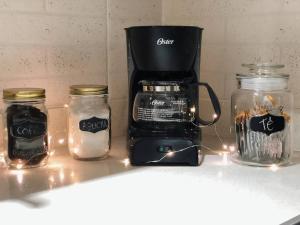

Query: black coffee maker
left=125, top=26, right=221, bottom=166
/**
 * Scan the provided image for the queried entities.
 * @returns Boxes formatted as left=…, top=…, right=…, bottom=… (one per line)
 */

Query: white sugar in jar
left=68, top=85, right=111, bottom=160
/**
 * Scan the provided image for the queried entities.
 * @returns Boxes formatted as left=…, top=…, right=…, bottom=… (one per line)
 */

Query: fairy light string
left=145, top=108, right=234, bottom=164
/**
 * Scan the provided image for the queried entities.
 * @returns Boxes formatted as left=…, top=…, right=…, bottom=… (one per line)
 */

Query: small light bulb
left=190, top=106, right=196, bottom=113
left=122, top=158, right=130, bottom=167
left=64, top=104, right=69, bottom=108
left=59, top=170, right=65, bottom=182
left=229, top=145, right=235, bottom=152
left=49, top=150, right=55, bottom=156
left=167, top=152, right=174, bottom=157
left=58, top=138, right=65, bottom=145
left=222, top=144, right=228, bottom=150
left=73, top=147, right=80, bottom=154
left=270, top=164, right=279, bottom=172
left=16, top=163, right=23, bottom=170
left=212, top=113, right=218, bottom=119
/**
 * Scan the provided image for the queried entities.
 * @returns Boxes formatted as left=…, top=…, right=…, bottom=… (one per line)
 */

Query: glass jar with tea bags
left=231, top=64, right=293, bottom=166
left=2, top=88, right=48, bottom=169
left=68, top=85, right=111, bottom=160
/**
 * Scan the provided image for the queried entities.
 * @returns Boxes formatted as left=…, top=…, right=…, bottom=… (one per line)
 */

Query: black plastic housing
left=126, top=26, right=203, bottom=166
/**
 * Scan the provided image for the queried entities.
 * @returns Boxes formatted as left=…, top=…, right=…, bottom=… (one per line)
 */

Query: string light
left=73, top=147, right=80, bottom=154
left=270, top=164, right=279, bottom=172
left=49, top=150, right=55, bottom=156
left=64, top=104, right=69, bottom=108
left=190, top=106, right=196, bottom=113
left=16, top=163, right=24, bottom=170
left=59, top=169, right=65, bottom=182
left=144, top=108, right=238, bottom=164
left=58, top=138, right=65, bottom=145
left=121, top=158, right=130, bottom=167
left=166, top=152, right=174, bottom=157
left=146, top=145, right=200, bottom=164
left=229, top=145, right=235, bottom=152
left=213, top=113, right=218, bottom=119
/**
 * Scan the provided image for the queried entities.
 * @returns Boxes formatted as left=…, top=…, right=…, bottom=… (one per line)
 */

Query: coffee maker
left=125, top=26, right=221, bottom=166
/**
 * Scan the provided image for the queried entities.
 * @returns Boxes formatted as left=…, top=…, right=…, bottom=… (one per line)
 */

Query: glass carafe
left=133, top=80, right=221, bottom=128
left=133, top=81, right=189, bottom=123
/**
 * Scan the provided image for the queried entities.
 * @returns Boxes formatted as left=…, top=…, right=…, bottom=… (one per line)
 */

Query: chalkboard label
left=79, top=117, right=108, bottom=133
left=11, top=119, right=46, bottom=139
left=249, top=114, right=285, bottom=136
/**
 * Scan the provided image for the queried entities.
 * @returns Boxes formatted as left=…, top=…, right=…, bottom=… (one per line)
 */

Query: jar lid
left=70, top=85, right=108, bottom=95
left=140, top=80, right=181, bottom=92
left=237, top=63, right=289, bottom=78
left=236, top=63, right=289, bottom=91
left=3, top=88, right=45, bottom=100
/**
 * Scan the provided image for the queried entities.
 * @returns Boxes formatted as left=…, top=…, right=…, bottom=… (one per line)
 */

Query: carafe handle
left=195, top=82, right=221, bottom=126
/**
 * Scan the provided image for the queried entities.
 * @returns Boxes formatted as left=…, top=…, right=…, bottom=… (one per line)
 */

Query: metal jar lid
left=70, top=84, right=108, bottom=95
left=140, top=80, right=181, bottom=92
left=3, top=88, right=46, bottom=100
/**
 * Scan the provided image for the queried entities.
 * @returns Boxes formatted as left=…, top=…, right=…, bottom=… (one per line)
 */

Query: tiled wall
left=0, top=0, right=161, bottom=148
left=1, top=0, right=300, bottom=150
left=163, top=0, right=300, bottom=150
left=108, top=0, right=161, bottom=137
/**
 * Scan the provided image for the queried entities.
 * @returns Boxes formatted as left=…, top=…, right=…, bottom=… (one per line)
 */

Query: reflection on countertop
left=0, top=135, right=300, bottom=225
left=0, top=137, right=134, bottom=206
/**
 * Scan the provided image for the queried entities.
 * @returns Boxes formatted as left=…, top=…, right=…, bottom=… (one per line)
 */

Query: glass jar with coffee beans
left=2, top=88, right=48, bottom=169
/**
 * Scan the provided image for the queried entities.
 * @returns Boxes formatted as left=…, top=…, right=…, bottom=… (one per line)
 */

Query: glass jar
left=231, top=64, right=293, bottom=166
left=2, top=88, right=48, bottom=169
left=68, top=85, right=111, bottom=160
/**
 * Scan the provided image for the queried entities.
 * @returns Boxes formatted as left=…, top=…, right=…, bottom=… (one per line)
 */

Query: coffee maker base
left=129, top=137, right=199, bottom=166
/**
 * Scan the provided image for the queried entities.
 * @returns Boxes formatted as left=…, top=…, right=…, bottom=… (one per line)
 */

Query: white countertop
left=0, top=136, right=300, bottom=225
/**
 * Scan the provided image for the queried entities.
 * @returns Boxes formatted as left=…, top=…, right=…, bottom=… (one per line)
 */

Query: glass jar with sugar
left=68, top=85, right=111, bottom=160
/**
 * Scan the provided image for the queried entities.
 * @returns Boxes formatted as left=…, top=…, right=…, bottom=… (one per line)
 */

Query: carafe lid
left=140, top=80, right=181, bottom=92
